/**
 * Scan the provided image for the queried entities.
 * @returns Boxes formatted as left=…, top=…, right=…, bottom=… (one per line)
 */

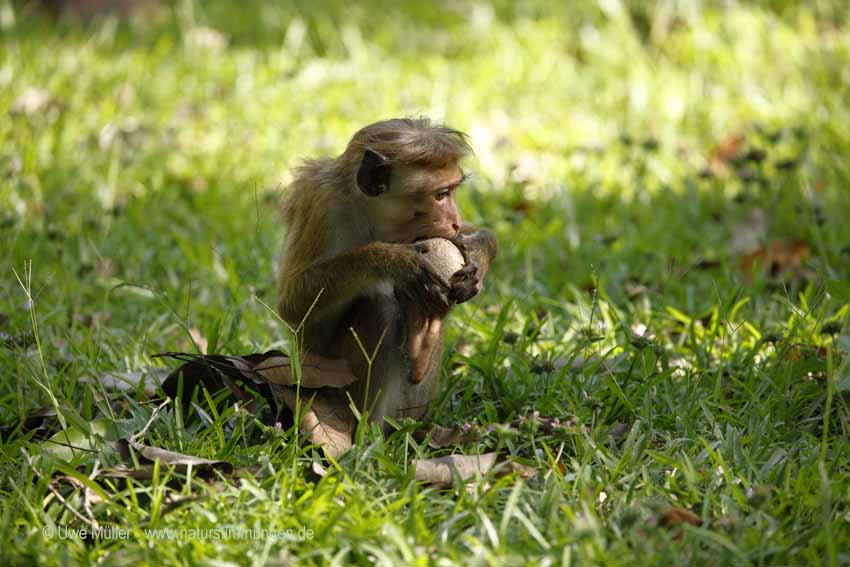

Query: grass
left=2, top=0, right=850, bottom=564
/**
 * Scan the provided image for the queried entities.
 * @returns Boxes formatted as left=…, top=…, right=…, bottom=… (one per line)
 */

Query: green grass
left=2, top=0, right=850, bottom=564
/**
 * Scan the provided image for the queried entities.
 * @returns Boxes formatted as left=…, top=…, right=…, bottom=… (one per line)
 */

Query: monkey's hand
left=448, top=259, right=483, bottom=304
left=449, top=229, right=495, bottom=304
left=394, top=243, right=452, bottom=317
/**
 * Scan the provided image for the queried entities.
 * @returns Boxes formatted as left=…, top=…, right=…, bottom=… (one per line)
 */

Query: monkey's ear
left=356, top=149, right=392, bottom=197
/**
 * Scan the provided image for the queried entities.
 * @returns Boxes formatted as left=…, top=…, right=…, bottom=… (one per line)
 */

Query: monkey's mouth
left=412, top=229, right=458, bottom=243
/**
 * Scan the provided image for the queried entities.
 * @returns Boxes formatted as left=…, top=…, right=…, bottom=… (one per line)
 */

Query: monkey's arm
left=278, top=242, right=450, bottom=326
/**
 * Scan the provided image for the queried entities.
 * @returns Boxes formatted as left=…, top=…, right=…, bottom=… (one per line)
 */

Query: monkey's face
left=368, top=162, right=464, bottom=243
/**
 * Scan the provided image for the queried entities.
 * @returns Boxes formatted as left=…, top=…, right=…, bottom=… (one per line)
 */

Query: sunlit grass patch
left=1, top=1, right=850, bottom=564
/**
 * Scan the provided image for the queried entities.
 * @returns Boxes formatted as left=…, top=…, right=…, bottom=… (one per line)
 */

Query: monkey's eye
left=435, top=188, right=452, bottom=201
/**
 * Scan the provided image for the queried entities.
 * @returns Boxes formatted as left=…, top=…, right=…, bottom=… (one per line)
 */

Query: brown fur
left=276, top=118, right=496, bottom=428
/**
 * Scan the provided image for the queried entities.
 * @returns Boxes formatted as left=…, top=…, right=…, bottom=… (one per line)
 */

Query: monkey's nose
left=451, top=223, right=460, bottom=233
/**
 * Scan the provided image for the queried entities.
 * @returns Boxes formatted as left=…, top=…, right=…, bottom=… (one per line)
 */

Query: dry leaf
left=739, top=239, right=810, bottom=278
left=157, top=350, right=357, bottom=397
left=279, top=387, right=355, bottom=458
left=85, top=370, right=169, bottom=397
left=100, top=464, right=158, bottom=480
left=311, top=460, right=329, bottom=478
left=708, top=133, right=746, bottom=174
left=660, top=507, right=702, bottom=528
left=413, top=453, right=498, bottom=487
left=156, top=351, right=360, bottom=456
left=253, top=353, right=357, bottom=388
left=608, top=422, right=631, bottom=442
left=412, top=453, right=536, bottom=488
left=116, top=440, right=233, bottom=477
left=412, top=423, right=468, bottom=448
left=156, top=353, right=258, bottom=409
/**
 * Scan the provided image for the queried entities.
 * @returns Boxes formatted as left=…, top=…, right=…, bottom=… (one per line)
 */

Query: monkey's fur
left=277, top=118, right=497, bottom=427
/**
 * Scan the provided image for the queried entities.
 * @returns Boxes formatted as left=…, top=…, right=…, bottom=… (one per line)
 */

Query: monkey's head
left=344, top=118, right=472, bottom=243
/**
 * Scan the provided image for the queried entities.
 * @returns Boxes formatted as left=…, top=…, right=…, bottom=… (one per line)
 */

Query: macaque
left=276, top=117, right=497, bottom=427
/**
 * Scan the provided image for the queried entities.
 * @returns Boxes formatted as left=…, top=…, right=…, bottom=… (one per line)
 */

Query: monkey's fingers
left=449, top=235, right=471, bottom=264
left=416, top=256, right=453, bottom=312
left=398, top=282, right=449, bottom=317
left=450, top=261, right=478, bottom=283
left=422, top=281, right=452, bottom=316
left=449, top=261, right=482, bottom=304
left=412, top=240, right=433, bottom=254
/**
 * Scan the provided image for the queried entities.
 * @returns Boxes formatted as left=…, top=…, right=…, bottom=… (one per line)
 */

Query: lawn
left=2, top=0, right=850, bottom=564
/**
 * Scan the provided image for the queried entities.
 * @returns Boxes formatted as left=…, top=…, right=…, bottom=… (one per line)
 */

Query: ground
left=1, top=1, right=850, bottom=564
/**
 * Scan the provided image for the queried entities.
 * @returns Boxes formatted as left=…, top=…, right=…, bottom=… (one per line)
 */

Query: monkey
left=276, top=117, right=497, bottom=429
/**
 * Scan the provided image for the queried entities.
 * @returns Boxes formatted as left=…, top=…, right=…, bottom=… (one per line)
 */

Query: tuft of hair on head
left=344, top=117, right=472, bottom=168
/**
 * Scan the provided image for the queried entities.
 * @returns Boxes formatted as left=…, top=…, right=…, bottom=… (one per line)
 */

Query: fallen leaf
left=412, top=453, right=535, bottom=488
left=708, top=133, right=746, bottom=174
left=739, top=239, right=810, bottom=278
left=156, top=351, right=361, bottom=456
left=84, top=370, right=169, bottom=397
left=253, top=353, right=358, bottom=388
left=624, top=281, right=650, bottom=298
left=116, top=440, right=233, bottom=477
left=660, top=507, right=702, bottom=528
left=279, top=387, right=355, bottom=458
left=608, top=422, right=631, bottom=442
left=100, top=464, right=158, bottom=480
left=311, top=460, right=329, bottom=478
left=156, top=350, right=358, bottom=397
left=413, top=423, right=468, bottom=448
left=157, top=352, right=261, bottom=407
left=42, top=419, right=121, bottom=461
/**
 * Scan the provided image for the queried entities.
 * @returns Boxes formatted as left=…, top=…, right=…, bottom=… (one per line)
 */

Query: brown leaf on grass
left=100, top=464, right=159, bottom=481
left=157, top=352, right=263, bottom=407
left=413, top=453, right=536, bottom=488
left=412, top=423, right=469, bottom=448
left=156, top=350, right=358, bottom=400
left=84, top=370, right=170, bottom=397
left=623, top=280, right=651, bottom=298
left=278, top=387, right=355, bottom=458
left=155, top=351, right=360, bottom=457
left=660, top=507, right=702, bottom=528
left=608, top=422, right=631, bottom=442
left=311, top=460, right=329, bottom=478
left=708, top=133, right=746, bottom=174
left=114, top=440, right=233, bottom=477
left=739, top=239, right=811, bottom=278
left=252, top=353, right=358, bottom=388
